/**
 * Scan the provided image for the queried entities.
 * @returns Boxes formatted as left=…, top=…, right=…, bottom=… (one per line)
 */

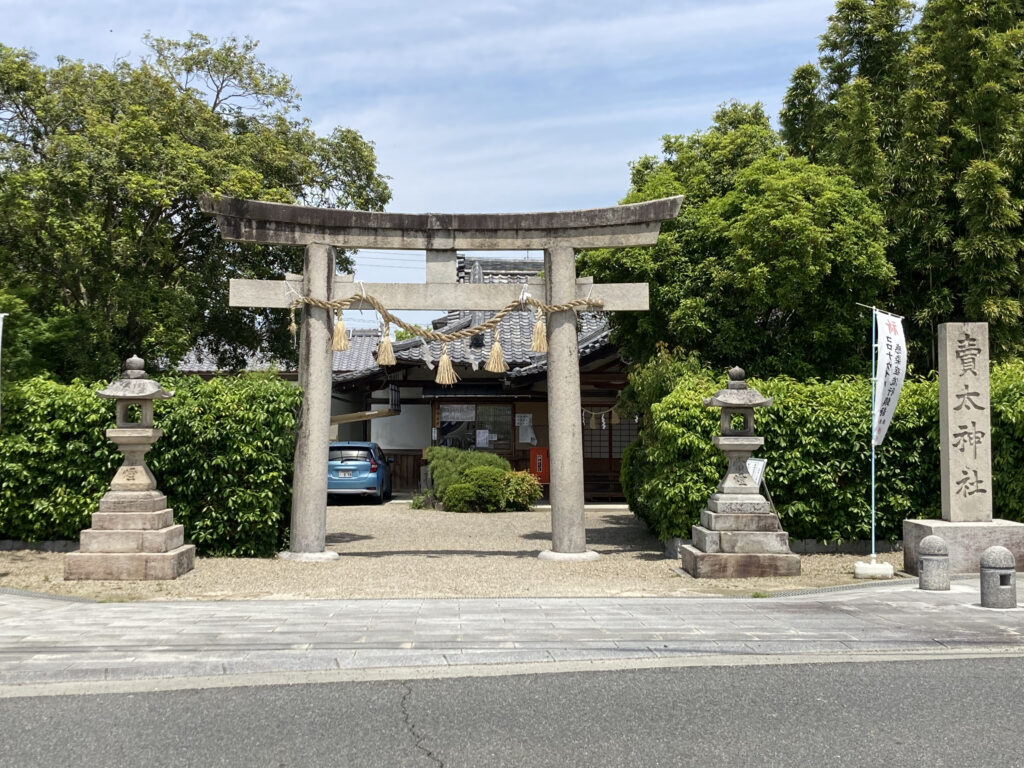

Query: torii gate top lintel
left=199, top=194, right=683, bottom=251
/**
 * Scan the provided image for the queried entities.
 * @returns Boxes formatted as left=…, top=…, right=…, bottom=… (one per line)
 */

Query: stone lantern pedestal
left=680, top=367, right=800, bottom=578
left=65, top=356, right=195, bottom=580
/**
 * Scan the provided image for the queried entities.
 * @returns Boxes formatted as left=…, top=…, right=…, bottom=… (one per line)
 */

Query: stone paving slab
left=0, top=581, right=1022, bottom=688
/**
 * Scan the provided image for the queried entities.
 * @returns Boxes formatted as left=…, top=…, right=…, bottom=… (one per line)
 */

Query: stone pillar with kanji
left=903, top=323, right=1024, bottom=574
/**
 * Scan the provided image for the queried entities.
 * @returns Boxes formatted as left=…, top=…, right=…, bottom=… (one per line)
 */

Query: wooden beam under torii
left=201, top=194, right=682, bottom=561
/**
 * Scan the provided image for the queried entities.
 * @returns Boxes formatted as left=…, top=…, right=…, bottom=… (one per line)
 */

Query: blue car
left=327, top=442, right=393, bottom=504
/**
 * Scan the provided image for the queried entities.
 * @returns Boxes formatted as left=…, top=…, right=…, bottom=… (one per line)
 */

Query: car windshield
left=329, top=448, right=373, bottom=463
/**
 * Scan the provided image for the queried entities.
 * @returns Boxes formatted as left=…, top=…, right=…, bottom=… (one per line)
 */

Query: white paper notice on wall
left=441, top=404, right=475, bottom=421
left=476, top=429, right=489, bottom=448
left=518, top=425, right=537, bottom=445
left=515, top=413, right=532, bottom=427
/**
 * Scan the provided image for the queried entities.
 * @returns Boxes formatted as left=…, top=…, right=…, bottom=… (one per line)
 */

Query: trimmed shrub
left=623, top=357, right=1024, bottom=543
left=439, top=466, right=543, bottom=513
left=440, top=465, right=510, bottom=512
left=501, top=470, right=543, bottom=511
left=423, top=446, right=510, bottom=499
left=439, top=482, right=478, bottom=513
left=0, top=373, right=302, bottom=556
left=421, top=447, right=542, bottom=512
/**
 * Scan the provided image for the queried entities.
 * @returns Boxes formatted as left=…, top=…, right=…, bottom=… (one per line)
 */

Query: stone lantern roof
left=97, top=356, right=174, bottom=401
left=703, top=367, right=773, bottom=409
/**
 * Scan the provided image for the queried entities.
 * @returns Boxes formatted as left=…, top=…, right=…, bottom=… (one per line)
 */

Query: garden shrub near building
left=415, top=447, right=542, bottom=512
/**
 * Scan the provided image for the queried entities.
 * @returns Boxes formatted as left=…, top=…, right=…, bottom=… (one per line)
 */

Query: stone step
left=701, top=510, right=782, bottom=532
left=692, top=525, right=720, bottom=553
left=98, top=491, right=168, bottom=514
left=91, top=509, right=174, bottom=531
left=680, top=546, right=801, bottom=579
left=707, top=494, right=770, bottom=515
left=720, top=530, right=792, bottom=554
left=64, top=545, right=196, bottom=581
left=78, top=525, right=184, bottom=554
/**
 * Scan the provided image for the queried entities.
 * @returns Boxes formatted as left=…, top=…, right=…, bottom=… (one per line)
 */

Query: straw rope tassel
left=530, top=310, right=548, bottom=353
left=331, top=311, right=349, bottom=351
left=435, top=343, right=459, bottom=385
left=376, top=324, right=396, bottom=366
left=484, top=330, right=508, bottom=373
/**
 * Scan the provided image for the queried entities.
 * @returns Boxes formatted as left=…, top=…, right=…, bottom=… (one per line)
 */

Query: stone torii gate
left=201, top=194, right=682, bottom=561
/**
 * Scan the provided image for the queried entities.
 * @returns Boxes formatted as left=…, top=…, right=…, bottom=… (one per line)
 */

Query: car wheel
left=372, top=490, right=385, bottom=505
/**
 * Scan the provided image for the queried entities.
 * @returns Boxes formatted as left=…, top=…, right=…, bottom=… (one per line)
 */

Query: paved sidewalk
left=1, top=580, right=1021, bottom=690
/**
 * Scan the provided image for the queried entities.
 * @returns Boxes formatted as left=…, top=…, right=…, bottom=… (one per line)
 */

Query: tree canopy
left=0, top=34, right=391, bottom=382
left=781, top=0, right=1024, bottom=368
left=578, top=102, right=893, bottom=379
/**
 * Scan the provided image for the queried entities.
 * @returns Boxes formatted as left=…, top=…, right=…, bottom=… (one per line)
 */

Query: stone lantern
left=65, top=356, right=195, bottom=580
left=680, top=367, right=800, bottom=578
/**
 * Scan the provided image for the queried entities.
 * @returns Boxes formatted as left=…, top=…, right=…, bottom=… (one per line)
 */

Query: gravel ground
left=0, top=501, right=907, bottom=602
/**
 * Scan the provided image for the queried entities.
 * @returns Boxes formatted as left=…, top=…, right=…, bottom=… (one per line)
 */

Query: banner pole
left=855, top=302, right=895, bottom=579
left=870, top=308, right=877, bottom=564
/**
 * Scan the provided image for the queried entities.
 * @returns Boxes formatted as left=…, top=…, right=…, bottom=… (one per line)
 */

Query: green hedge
left=623, top=357, right=1024, bottom=543
left=0, top=378, right=121, bottom=542
left=0, top=373, right=302, bottom=556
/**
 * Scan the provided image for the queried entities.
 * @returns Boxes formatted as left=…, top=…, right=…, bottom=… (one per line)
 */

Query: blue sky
left=3, top=0, right=835, bottom=326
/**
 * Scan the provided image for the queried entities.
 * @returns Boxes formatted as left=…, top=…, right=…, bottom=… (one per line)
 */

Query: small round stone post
left=917, top=535, right=950, bottom=591
left=980, top=546, right=1017, bottom=609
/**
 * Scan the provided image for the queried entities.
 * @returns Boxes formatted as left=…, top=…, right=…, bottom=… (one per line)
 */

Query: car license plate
left=337, top=470, right=352, bottom=478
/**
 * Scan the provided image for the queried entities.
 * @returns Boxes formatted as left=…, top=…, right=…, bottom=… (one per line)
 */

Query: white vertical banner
left=872, top=309, right=907, bottom=445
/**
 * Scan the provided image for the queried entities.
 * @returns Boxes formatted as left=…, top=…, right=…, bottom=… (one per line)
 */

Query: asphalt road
left=1, top=656, right=1020, bottom=768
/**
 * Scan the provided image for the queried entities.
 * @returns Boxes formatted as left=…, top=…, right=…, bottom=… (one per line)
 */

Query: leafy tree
left=0, top=34, right=391, bottom=382
left=578, top=102, right=893, bottom=379
left=780, top=0, right=1024, bottom=368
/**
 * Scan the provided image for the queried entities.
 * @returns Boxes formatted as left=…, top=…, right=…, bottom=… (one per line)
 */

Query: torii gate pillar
left=202, top=194, right=682, bottom=561
left=286, top=243, right=339, bottom=560
left=540, top=244, right=592, bottom=559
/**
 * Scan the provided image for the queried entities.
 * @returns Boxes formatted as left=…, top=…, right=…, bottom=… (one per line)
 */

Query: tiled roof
left=175, top=345, right=292, bottom=375
left=332, top=309, right=612, bottom=383
left=332, top=328, right=385, bottom=372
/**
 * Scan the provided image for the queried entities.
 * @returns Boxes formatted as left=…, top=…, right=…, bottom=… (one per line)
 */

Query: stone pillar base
left=538, top=549, right=600, bottom=562
left=680, top=546, right=801, bottom=578
left=65, top=501, right=195, bottom=581
left=278, top=550, right=340, bottom=562
left=682, top=492, right=801, bottom=579
left=65, top=545, right=195, bottom=580
left=903, top=518, right=1024, bottom=575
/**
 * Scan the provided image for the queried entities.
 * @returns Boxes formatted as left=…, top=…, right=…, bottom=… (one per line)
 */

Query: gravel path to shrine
left=0, top=501, right=905, bottom=602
